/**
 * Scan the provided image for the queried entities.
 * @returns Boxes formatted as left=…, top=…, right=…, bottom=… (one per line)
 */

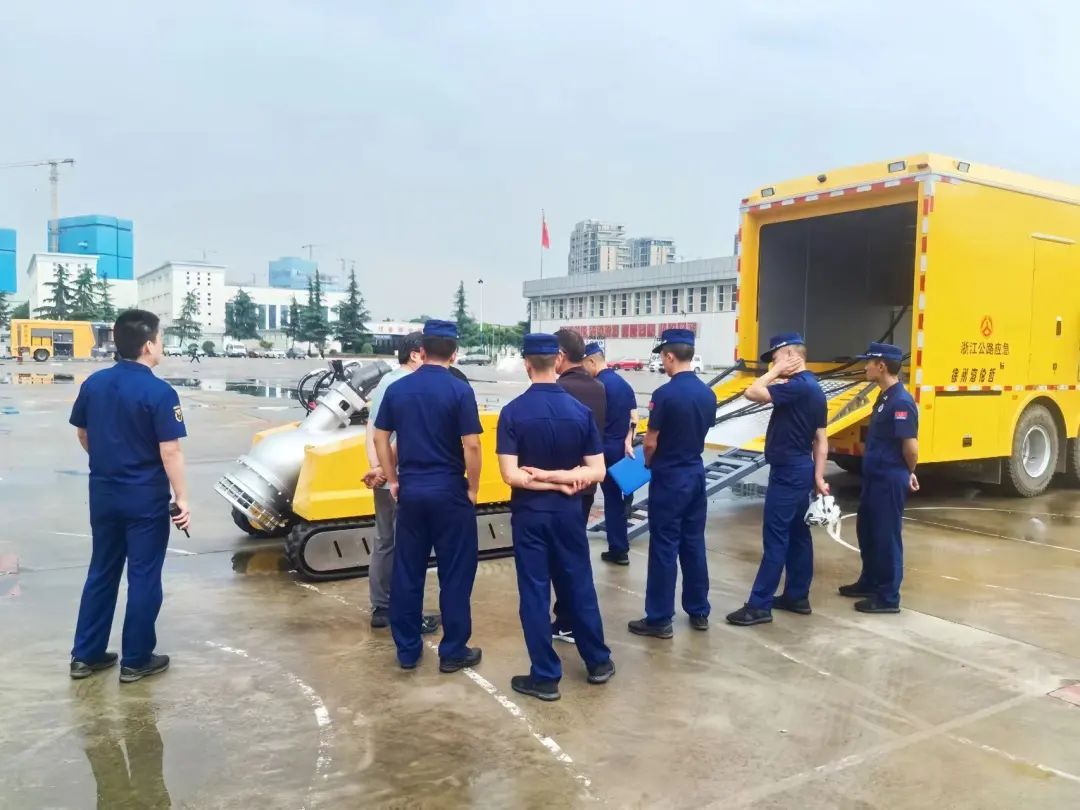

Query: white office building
left=626, top=237, right=676, bottom=268
left=524, top=256, right=737, bottom=363
left=24, top=253, right=138, bottom=316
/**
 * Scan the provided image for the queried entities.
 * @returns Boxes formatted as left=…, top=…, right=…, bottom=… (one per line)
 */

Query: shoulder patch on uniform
left=174, top=404, right=184, bottom=423
left=895, top=410, right=908, bottom=420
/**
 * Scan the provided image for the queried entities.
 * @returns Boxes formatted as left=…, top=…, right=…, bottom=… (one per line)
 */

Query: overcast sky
left=2, top=1, right=1078, bottom=322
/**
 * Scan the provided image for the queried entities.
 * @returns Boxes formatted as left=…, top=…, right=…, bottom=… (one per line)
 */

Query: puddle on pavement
left=0, top=372, right=76, bottom=385
left=232, top=546, right=289, bottom=575
left=163, top=378, right=300, bottom=399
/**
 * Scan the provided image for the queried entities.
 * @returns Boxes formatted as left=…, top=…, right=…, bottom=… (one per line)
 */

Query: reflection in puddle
left=0, top=372, right=76, bottom=385
left=163, top=378, right=299, bottom=400
left=232, top=547, right=289, bottom=575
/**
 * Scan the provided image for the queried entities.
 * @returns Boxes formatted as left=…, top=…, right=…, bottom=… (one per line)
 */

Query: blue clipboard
left=608, top=446, right=651, bottom=497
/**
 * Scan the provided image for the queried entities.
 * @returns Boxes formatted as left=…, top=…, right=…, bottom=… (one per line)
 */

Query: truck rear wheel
left=1065, top=438, right=1080, bottom=488
left=32, top=348, right=50, bottom=362
left=1002, top=404, right=1059, bottom=497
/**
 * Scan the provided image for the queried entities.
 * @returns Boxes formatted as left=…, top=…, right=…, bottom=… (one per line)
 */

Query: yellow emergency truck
left=9, top=319, right=113, bottom=362
left=717, top=153, right=1080, bottom=497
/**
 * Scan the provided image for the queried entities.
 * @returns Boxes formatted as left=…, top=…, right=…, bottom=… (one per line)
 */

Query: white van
left=225, top=343, right=248, bottom=358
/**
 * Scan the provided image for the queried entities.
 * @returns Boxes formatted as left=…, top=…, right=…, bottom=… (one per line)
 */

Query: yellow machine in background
left=9, top=318, right=112, bottom=361
left=714, top=153, right=1080, bottom=496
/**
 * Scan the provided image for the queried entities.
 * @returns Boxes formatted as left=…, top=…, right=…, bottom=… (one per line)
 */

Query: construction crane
left=0, top=158, right=76, bottom=250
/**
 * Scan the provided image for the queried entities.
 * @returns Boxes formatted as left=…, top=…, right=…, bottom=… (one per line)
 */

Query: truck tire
left=1065, top=438, right=1080, bottom=488
left=833, top=456, right=863, bottom=476
left=231, top=507, right=286, bottom=539
left=1002, top=404, right=1059, bottom=497
left=33, top=348, right=50, bottom=362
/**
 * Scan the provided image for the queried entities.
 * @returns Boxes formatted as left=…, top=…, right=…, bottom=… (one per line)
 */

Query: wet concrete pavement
left=2, top=357, right=1080, bottom=808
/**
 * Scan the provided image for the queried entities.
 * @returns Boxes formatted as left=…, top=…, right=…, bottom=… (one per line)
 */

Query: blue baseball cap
left=760, top=332, right=805, bottom=362
left=423, top=319, right=458, bottom=339
left=857, top=342, right=904, bottom=362
left=652, top=328, right=695, bottom=353
left=522, top=332, right=559, bottom=355
left=584, top=341, right=603, bottom=357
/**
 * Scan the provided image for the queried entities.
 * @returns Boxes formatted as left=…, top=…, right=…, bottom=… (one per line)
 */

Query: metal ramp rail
left=589, top=376, right=876, bottom=542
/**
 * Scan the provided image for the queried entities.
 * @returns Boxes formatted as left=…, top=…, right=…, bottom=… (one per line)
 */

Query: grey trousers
left=369, top=487, right=396, bottom=610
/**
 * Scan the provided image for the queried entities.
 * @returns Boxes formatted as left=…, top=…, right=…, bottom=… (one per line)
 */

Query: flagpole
left=538, top=209, right=545, bottom=331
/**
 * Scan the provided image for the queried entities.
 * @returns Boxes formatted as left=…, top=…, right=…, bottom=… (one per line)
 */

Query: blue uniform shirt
left=69, top=361, right=187, bottom=490
left=596, top=368, right=637, bottom=453
left=374, top=364, right=483, bottom=491
left=764, top=370, right=827, bottom=467
left=647, top=371, right=716, bottom=473
left=496, top=383, right=603, bottom=512
left=863, top=382, right=918, bottom=477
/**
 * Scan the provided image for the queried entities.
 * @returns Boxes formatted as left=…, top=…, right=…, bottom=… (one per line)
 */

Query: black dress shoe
left=689, top=614, right=709, bottom=631
left=511, top=675, right=560, bottom=701
left=601, top=551, right=630, bottom=566
left=440, top=647, right=482, bottom=673
left=854, top=597, right=900, bottom=614
left=838, top=582, right=875, bottom=598
left=773, top=595, right=812, bottom=615
left=70, top=652, right=118, bottom=680
left=587, top=659, right=616, bottom=684
left=725, top=605, right=773, bottom=626
left=119, top=653, right=170, bottom=684
left=370, top=608, right=389, bottom=628
left=627, top=618, right=674, bottom=639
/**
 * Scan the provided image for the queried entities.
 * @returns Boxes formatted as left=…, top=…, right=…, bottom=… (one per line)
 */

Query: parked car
left=608, top=358, right=645, bottom=371
left=458, top=353, right=491, bottom=366
left=648, top=355, right=663, bottom=373
left=286, top=347, right=307, bottom=359
left=225, top=344, right=248, bottom=358
left=164, top=346, right=185, bottom=357
left=266, top=349, right=287, bottom=359
left=691, top=354, right=704, bottom=373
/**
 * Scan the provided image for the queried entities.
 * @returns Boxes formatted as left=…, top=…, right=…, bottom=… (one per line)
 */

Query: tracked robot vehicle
left=215, top=361, right=512, bottom=580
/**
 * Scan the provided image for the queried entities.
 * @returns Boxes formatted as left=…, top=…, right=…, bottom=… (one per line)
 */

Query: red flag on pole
left=541, top=212, right=550, bottom=249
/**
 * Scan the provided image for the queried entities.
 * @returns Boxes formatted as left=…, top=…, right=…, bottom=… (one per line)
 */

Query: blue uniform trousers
left=72, top=483, right=171, bottom=668
left=601, top=445, right=633, bottom=554
left=550, top=494, right=593, bottom=634
left=513, top=510, right=610, bottom=681
left=855, top=471, right=908, bottom=606
left=390, top=484, right=478, bottom=666
left=749, top=464, right=814, bottom=610
left=645, top=469, right=710, bottom=624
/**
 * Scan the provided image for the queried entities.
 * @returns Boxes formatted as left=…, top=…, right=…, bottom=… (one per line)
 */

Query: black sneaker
left=119, top=653, right=170, bottom=684
left=838, top=582, right=875, bottom=598
left=420, top=615, right=441, bottom=635
left=773, top=595, right=812, bottom=615
left=587, top=660, right=616, bottom=684
left=854, top=597, right=900, bottom=614
left=371, top=607, right=389, bottom=628
left=399, top=656, right=420, bottom=670
left=551, top=622, right=576, bottom=644
left=511, top=674, right=560, bottom=701
left=440, top=647, right=482, bottom=673
left=689, top=614, right=709, bottom=631
left=70, top=652, right=118, bottom=680
left=601, top=551, right=630, bottom=566
left=627, top=618, right=674, bottom=639
left=725, top=605, right=772, bottom=626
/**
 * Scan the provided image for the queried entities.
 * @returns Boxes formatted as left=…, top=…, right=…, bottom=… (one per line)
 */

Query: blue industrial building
left=52, top=215, right=134, bottom=280
left=0, top=229, right=15, bottom=294
left=269, top=256, right=320, bottom=290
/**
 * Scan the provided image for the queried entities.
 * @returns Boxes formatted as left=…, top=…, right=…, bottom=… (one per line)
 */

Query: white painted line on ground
left=950, top=735, right=1080, bottom=784
left=51, top=531, right=91, bottom=538
left=167, top=548, right=197, bottom=556
left=295, top=581, right=594, bottom=797
left=205, top=640, right=334, bottom=782
left=903, top=515, right=1080, bottom=555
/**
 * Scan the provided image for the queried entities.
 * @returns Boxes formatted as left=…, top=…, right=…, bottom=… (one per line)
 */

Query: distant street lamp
left=477, top=278, right=485, bottom=355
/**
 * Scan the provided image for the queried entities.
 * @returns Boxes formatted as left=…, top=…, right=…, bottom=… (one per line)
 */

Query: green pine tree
left=226, top=288, right=260, bottom=339
left=12, top=301, right=29, bottom=320
left=0, top=291, right=10, bottom=330
left=95, top=277, right=115, bottom=322
left=166, top=291, right=203, bottom=346
left=299, top=271, right=330, bottom=353
left=451, top=280, right=479, bottom=346
left=71, top=266, right=98, bottom=321
left=334, top=267, right=372, bottom=353
left=284, top=296, right=302, bottom=348
left=36, top=262, right=74, bottom=319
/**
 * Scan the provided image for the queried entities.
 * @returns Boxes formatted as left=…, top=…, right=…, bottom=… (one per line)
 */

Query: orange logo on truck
left=980, top=316, right=994, bottom=337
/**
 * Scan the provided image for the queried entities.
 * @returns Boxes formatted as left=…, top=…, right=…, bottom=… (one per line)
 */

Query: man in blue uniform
left=583, top=341, right=638, bottom=565
left=629, top=328, right=717, bottom=638
left=69, top=310, right=190, bottom=683
left=727, top=332, right=828, bottom=626
left=374, top=320, right=484, bottom=672
left=497, top=333, right=614, bottom=701
left=840, top=342, right=919, bottom=613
